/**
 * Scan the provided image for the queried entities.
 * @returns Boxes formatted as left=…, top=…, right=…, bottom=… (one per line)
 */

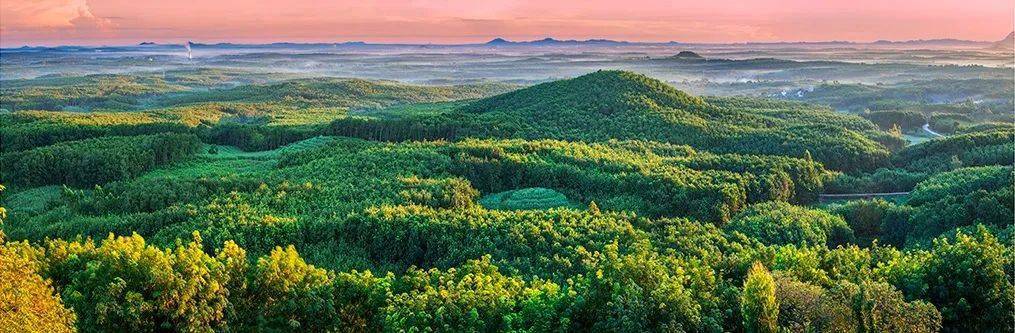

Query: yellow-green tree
left=0, top=242, right=77, bottom=333
left=742, top=262, right=778, bottom=333
left=0, top=183, right=75, bottom=332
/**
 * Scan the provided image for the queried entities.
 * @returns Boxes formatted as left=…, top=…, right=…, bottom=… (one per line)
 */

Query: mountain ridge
left=6, top=35, right=1008, bottom=50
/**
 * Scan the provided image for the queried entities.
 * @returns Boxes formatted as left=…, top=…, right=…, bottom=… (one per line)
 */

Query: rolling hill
left=452, top=70, right=893, bottom=171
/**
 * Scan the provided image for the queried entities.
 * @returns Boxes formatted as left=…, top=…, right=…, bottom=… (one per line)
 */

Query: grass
left=479, top=187, right=576, bottom=210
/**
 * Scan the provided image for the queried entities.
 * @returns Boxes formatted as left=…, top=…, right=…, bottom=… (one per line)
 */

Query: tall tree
left=742, top=262, right=779, bottom=333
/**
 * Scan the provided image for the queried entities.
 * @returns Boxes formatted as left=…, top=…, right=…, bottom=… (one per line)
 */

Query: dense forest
left=1, top=69, right=1012, bottom=332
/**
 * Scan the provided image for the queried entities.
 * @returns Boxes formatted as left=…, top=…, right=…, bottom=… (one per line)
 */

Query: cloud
left=1, top=0, right=111, bottom=31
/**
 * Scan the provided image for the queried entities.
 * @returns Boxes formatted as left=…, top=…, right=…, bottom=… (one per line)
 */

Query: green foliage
left=905, top=166, right=1013, bottom=244
left=200, top=123, right=321, bottom=151
left=1, top=133, right=201, bottom=187
left=0, top=241, right=76, bottom=333
left=922, top=229, right=1012, bottom=332
left=478, top=187, right=574, bottom=210
left=342, top=205, right=642, bottom=276
left=894, top=127, right=1014, bottom=172
left=742, top=262, right=778, bottom=333
left=826, top=199, right=914, bottom=247
left=862, top=110, right=927, bottom=131
left=156, top=77, right=515, bottom=109
left=829, top=280, right=941, bottom=333
left=824, top=168, right=928, bottom=194
left=43, top=233, right=233, bottom=332
left=727, top=202, right=853, bottom=247
left=242, top=245, right=338, bottom=331
left=773, top=273, right=853, bottom=332
left=0, top=111, right=190, bottom=152
left=3, top=69, right=1013, bottom=333
left=773, top=273, right=941, bottom=333
left=0, top=73, right=187, bottom=112
left=928, top=113, right=972, bottom=134
left=384, top=256, right=566, bottom=332
left=450, top=70, right=890, bottom=172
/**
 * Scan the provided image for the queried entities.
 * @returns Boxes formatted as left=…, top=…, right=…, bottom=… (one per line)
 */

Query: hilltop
left=484, top=37, right=637, bottom=46
left=672, top=51, right=704, bottom=59
left=460, top=70, right=708, bottom=115
left=452, top=70, right=892, bottom=171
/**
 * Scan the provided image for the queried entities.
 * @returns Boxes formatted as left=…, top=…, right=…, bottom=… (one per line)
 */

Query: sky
left=1, top=0, right=1012, bottom=47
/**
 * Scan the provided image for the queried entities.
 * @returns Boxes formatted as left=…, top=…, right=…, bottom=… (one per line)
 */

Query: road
left=922, top=123, right=944, bottom=137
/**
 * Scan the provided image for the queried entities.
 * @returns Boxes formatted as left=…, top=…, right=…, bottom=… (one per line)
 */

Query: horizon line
left=3, top=33, right=1012, bottom=49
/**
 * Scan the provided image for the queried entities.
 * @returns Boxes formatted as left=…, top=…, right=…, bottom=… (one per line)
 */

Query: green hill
left=453, top=70, right=892, bottom=171
left=894, top=127, right=1014, bottom=172
left=157, top=77, right=517, bottom=109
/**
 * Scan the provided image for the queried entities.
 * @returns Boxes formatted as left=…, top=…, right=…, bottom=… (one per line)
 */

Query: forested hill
left=460, top=70, right=710, bottom=116
left=451, top=70, right=895, bottom=171
left=0, top=69, right=517, bottom=112
left=2, top=68, right=1012, bottom=333
left=152, top=77, right=518, bottom=109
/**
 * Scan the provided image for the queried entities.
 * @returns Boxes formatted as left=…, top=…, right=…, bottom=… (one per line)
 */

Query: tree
left=43, top=233, right=234, bottom=332
left=742, top=262, right=778, bottom=333
left=0, top=184, right=6, bottom=241
left=889, top=123, right=903, bottom=137
left=0, top=183, right=75, bottom=332
left=0, top=242, right=76, bottom=333
left=726, top=201, right=853, bottom=247
left=922, top=228, right=1012, bottom=332
left=240, top=245, right=338, bottom=332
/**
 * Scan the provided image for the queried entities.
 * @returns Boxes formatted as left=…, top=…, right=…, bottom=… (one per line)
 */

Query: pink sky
left=1, top=0, right=1012, bottom=47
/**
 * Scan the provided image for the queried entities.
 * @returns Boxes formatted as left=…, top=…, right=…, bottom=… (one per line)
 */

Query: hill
left=990, top=31, right=1014, bottom=50
left=3, top=71, right=1012, bottom=333
left=484, top=37, right=633, bottom=46
left=154, top=77, right=517, bottom=109
left=452, top=70, right=892, bottom=171
left=672, top=51, right=704, bottom=59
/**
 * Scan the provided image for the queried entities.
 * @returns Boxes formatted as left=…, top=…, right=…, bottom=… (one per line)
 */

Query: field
left=1, top=43, right=1013, bottom=333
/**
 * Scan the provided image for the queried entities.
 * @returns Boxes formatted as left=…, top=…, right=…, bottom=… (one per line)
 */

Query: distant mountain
left=671, top=51, right=704, bottom=60
left=485, top=37, right=635, bottom=46
left=871, top=38, right=988, bottom=47
left=989, top=32, right=1014, bottom=50
left=5, top=36, right=1003, bottom=51
left=486, top=38, right=511, bottom=45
